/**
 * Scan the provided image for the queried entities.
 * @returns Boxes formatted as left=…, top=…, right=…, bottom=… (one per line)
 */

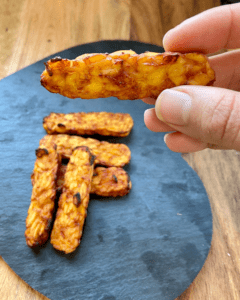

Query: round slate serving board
left=0, top=41, right=212, bottom=300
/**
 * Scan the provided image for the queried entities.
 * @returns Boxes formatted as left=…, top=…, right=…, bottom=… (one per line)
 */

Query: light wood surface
left=2, top=0, right=240, bottom=299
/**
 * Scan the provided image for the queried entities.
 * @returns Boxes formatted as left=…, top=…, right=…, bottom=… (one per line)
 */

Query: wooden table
left=1, top=0, right=240, bottom=299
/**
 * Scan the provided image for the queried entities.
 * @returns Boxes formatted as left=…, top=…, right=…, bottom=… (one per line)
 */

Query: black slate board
left=0, top=40, right=212, bottom=300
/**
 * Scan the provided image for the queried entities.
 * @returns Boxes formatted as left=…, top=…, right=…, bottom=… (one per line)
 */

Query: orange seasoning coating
left=57, top=164, right=132, bottom=197
left=40, top=50, right=215, bottom=100
left=25, top=144, right=59, bottom=247
left=50, top=146, right=95, bottom=254
left=39, top=134, right=131, bottom=167
left=91, top=166, right=132, bottom=197
left=43, top=112, right=134, bottom=137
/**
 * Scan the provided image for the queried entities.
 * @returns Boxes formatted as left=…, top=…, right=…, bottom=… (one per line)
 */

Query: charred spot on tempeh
left=90, top=154, right=96, bottom=166
left=50, top=56, right=62, bottom=63
left=73, top=145, right=90, bottom=152
left=57, top=123, right=66, bottom=128
left=127, top=174, right=132, bottom=190
left=73, top=192, right=81, bottom=207
left=43, top=62, right=53, bottom=76
left=35, top=147, right=48, bottom=158
left=112, top=174, right=118, bottom=183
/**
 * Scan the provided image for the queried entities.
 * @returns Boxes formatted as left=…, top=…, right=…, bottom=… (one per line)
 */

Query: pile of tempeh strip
left=25, top=112, right=133, bottom=254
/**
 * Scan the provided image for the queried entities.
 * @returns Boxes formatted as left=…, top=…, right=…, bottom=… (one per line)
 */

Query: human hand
left=143, top=3, right=240, bottom=152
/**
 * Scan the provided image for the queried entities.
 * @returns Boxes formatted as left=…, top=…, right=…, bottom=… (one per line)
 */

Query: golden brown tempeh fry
left=40, top=50, right=215, bottom=100
left=25, top=144, right=59, bottom=247
left=91, top=166, right=132, bottom=197
left=43, top=112, right=134, bottom=137
left=50, top=146, right=94, bottom=254
left=57, top=164, right=131, bottom=197
left=39, top=134, right=131, bottom=167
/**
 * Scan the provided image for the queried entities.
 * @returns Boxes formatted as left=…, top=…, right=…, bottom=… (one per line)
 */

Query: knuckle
left=203, top=92, right=240, bottom=147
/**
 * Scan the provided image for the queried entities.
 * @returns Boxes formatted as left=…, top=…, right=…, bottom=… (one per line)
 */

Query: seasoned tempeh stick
left=91, top=166, right=132, bottom=197
left=50, top=146, right=94, bottom=254
left=40, top=50, right=215, bottom=100
left=39, top=134, right=131, bottom=167
left=25, top=144, right=59, bottom=247
left=57, top=164, right=132, bottom=197
left=43, top=112, right=134, bottom=137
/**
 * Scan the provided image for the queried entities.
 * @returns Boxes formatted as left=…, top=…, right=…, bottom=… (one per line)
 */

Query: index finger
left=163, top=3, right=240, bottom=54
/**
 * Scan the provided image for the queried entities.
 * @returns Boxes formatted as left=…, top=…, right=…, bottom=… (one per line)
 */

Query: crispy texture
left=43, top=112, right=134, bottom=137
left=25, top=144, right=59, bottom=247
left=57, top=164, right=132, bottom=197
left=50, top=146, right=94, bottom=254
left=91, top=166, right=132, bottom=197
left=40, top=50, right=215, bottom=100
left=39, top=134, right=131, bottom=167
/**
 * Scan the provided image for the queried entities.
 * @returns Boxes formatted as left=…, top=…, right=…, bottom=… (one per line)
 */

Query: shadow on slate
left=0, top=40, right=212, bottom=300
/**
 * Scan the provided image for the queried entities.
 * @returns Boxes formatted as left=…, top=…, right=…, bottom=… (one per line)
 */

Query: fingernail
left=144, top=108, right=152, bottom=117
left=162, top=29, right=173, bottom=48
left=155, top=89, right=192, bottom=125
left=163, top=133, right=169, bottom=144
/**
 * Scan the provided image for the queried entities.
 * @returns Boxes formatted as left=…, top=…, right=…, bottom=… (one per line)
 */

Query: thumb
left=155, top=86, right=240, bottom=151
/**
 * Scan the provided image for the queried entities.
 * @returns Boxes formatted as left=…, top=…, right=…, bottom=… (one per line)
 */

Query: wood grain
left=4, top=1, right=240, bottom=300
left=177, top=150, right=240, bottom=300
left=0, top=0, right=131, bottom=80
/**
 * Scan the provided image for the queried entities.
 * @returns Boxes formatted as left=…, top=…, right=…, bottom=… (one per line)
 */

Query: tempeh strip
left=91, top=166, right=132, bottom=197
left=40, top=134, right=131, bottom=167
left=25, top=144, right=59, bottom=247
left=57, top=164, right=132, bottom=197
left=40, top=50, right=215, bottom=100
left=50, top=146, right=94, bottom=254
left=43, top=112, right=134, bottom=137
